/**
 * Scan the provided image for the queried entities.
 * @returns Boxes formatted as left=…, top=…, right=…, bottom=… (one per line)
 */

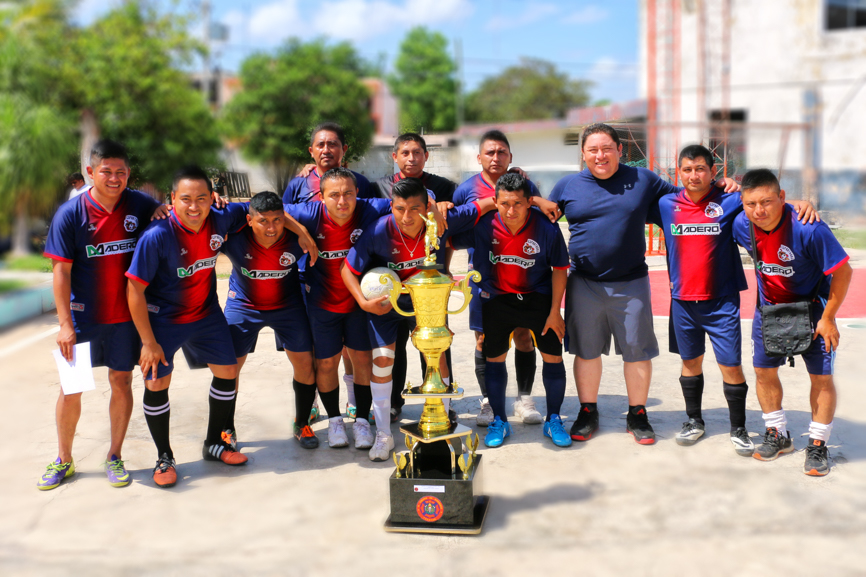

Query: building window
left=826, top=0, right=866, bottom=30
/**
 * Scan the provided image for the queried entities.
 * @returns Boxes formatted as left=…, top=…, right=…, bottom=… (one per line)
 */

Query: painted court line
left=0, top=326, right=60, bottom=359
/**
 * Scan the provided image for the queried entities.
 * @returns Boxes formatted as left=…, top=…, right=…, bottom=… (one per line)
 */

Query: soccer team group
left=37, top=120, right=852, bottom=491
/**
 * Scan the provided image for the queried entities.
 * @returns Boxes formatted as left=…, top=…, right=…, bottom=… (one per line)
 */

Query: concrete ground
left=3, top=266, right=866, bottom=576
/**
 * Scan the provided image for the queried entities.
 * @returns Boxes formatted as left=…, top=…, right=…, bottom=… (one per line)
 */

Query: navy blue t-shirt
left=549, top=165, right=679, bottom=282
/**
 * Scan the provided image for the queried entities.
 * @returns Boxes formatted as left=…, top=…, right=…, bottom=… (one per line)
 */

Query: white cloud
left=588, top=56, right=636, bottom=78
left=70, top=0, right=121, bottom=26
left=247, top=0, right=304, bottom=44
left=563, top=5, right=608, bottom=24
left=486, top=2, right=559, bottom=31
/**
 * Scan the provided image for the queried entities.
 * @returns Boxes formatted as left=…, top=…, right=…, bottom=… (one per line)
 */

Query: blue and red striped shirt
left=222, top=226, right=304, bottom=310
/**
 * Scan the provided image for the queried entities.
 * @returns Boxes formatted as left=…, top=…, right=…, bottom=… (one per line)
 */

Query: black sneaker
left=804, top=438, right=830, bottom=476
left=570, top=406, right=599, bottom=441
left=293, top=422, right=320, bottom=450
left=753, top=427, right=794, bottom=461
left=626, top=407, right=656, bottom=445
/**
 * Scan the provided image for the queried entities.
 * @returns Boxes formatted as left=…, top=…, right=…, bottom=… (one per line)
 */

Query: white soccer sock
left=442, top=377, right=451, bottom=413
left=762, top=409, right=788, bottom=438
left=371, top=381, right=392, bottom=436
left=808, top=421, right=833, bottom=443
left=343, top=374, right=355, bottom=406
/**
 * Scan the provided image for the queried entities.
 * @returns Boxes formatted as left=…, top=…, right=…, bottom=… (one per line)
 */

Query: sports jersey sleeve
left=355, top=173, right=375, bottom=199
left=528, top=179, right=542, bottom=197
left=649, top=170, right=680, bottom=201
left=807, top=223, right=850, bottom=275
left=125, top=228, right=162, bottom=286
left=283, top=202, right=320, bottom=230
left=223, top=203, right=250, bottom=233
left=443, top=201, right=482, bottom=237
left=283, top=178, right=304, bottom=204
left=452, top=182, right=471, bottom=206
left=731, top=212, right=751, bottom=250
left=362, top=197, right=393, bottom=217
left=449, top=229, right=475, bottom=251
left=344, top=228, right=375, bottom=276
left=43, top=203, right=77, bottom=263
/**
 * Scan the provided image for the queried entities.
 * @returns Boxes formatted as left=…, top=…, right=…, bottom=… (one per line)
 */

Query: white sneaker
left=353, top=418, right=374, bottom=449
left=476, top=398, right=494, bottom=427
left=513, top=396, right=544, bottom=425
left=369, top=430, right=395, bottom=462
left=328, top=417, right=349, bottom=448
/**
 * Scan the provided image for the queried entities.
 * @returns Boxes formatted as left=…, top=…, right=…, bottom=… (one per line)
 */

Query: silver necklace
left=400, top=228, right=423, bottom=256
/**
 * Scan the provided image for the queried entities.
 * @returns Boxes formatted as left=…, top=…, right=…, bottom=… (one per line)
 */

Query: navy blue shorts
left=468, top=284, right=483, bottom=332
left=751, top=300, right=834, bottom=375
left=224, top=302, right=313, bottom=358
left=669, top=293, right=742, bottom=367
left=307, top=305, right=371, bottom=359
left=148, top=313, right=237, bottom=380
left=75, top=321, right=139, bottom=372
left=368, top=294, right=417, bottom=349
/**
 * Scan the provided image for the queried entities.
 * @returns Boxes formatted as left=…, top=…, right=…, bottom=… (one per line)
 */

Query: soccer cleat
left=368, top=410, right=376, bottom=425
left=293, top=421, right=320, bottom=450
left=222, top=429, right=238, bottom=451
left=514, top=396, right=544, bottom=425
left=390, top=406, right=402, bottom=423
left=369, top=430, right=395, bottom=462
left=675, top=419, right=706, bottom=446
left=730, top=427, right=755, bottom=457
left=104, top=455, right=131, bottom=487
left=152, top=453, right=177, bottom=488
left=308, top=403, right=319, bottom=425
left=484, top=416, right=512, bottom=448
left=570, top=406, right=599, bottom=441
left=543, top=414, right=572, bottom=447
left=626, top=407, right=656, bottom=445
left=36, top=458, right=75, bottom=491
left=346, top=403, right=357, bottom=419
left=753, top=427, right=794, bottom=461
left=353, top=418, right=374, bottom=449
left=202, top=434, right=248, bottom=466
left=476, top=399, right=494, bottom=427
left=327, top=417, right=349, bottom=448
left=804, top=438, right=830, bottom=476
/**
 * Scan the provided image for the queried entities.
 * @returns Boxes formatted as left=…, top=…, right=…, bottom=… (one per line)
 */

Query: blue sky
left=74, top=0, right=639, bottom=104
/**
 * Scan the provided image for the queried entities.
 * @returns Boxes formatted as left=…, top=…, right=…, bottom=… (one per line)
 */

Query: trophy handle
left=447, top=271, right=481, bottom=315
left=381, top=274, right=413, bottom=317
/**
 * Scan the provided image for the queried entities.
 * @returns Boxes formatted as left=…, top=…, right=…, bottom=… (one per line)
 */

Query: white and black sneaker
left=730, top=427, right=755, bottom=457
left=675, top=418, right=705, bottom=446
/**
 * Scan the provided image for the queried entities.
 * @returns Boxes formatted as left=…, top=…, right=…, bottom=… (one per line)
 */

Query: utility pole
left=202, top=0, right=211, bottom=103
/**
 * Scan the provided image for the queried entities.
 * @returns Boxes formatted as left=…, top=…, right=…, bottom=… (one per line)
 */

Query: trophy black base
left=385, top=448, right=488, bottom=535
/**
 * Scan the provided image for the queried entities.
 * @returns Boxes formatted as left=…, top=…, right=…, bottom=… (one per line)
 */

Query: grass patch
left=0, top=279, right=29, bottom=294
left=832, top=228, right=866, bottom=250
left=4, top=254, right=52, bottom=272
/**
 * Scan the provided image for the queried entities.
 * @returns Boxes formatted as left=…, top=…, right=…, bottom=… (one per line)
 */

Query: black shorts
left=481, top=292, right=562, bottom=358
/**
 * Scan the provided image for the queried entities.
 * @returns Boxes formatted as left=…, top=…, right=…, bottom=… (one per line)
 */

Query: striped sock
left=206, top=376, right=237, bottom=446
left=143, top=388, right=172, bottom=459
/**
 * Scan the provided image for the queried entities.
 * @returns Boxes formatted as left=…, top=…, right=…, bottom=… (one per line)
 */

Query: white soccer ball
left=360, top=267, right=400, bottom=300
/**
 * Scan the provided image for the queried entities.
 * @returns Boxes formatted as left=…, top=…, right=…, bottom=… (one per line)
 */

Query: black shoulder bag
left=749, top=222, right=822, bottom=367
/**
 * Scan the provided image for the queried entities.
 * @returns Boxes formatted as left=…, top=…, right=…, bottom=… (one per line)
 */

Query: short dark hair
left=581, top=123, right=621, bottom=149
left=90, top=139, right=129, bottom=169
left=479, top=129, right=510, bottom=151
left=391, top=177, right=428, bottom=203
left=310, top=122, right=346, bottom=146
left=495, top=172, right=532, bottom=201
left=678, top=144, right=715, bottom=168
left=320, top=167, right=358, bottom=191
left=394, top=133, right=427, bottom=153
left=67, top=173, right=84, bottom=186
left=171, top=165, right=212, bottom=194
left=249, top=191, right=283, bottom=214
left=741, top=168, right=781, bottom=195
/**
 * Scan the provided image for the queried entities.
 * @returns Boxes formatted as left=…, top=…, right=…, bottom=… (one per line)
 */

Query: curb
left=0, top=285, right=55, bottom=330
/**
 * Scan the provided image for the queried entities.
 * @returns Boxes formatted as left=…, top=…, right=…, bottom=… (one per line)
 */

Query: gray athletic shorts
left=565, top=274, right=659, bottom=362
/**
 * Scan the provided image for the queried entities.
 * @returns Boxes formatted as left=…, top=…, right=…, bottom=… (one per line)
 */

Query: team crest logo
left=523, top=239, right=540, bottom=256
left=180, top=248, right=188, bottom=255
left=492, top=238, right=500, bottom=245
left=209, top=234, right=224, bottom=251
left=123, top=215, right=139, bottom=232
left=70, top=303, right=85, bottom=311
left=279, top=252, right=296, bottom=267
left=778, top=245, right=795, bottom=262
left=416, top=496, right=444, bottom=523
left=704, top=202, right=724, bottom=218
left=350, top=228, right=363, bottom=243
left=228, top=291, right=236, bottom=299
left=88, top=223, right=97, bottom=232
left=392, top=248, right=400, bottom=255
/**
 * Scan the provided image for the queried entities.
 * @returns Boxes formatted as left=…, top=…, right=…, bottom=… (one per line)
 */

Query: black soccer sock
left=293, top=379, right=318, bottom=425
left=143, top=388, right=172, bottom=459
left=485, top=361, right=508, bottom=420
left=515, top=348, right=537, bottom=397
left=474, top=349, right=488, bottom=398
left=723, top=381, right=749, bottom=430
left=354, top=384, right=373, bottom=423
left=206, top=376, right=237, bottom=445
left=542, top=361, right=566, bottom=419
left=318, top=387, right=341, bottom=419
left=679, top=374, right=705, bottom=424
left=225, top=394, right=236, bottom=433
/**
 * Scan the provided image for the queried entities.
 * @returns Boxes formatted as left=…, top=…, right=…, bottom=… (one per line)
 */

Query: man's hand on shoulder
left=790, top=199, right=821, bottom=224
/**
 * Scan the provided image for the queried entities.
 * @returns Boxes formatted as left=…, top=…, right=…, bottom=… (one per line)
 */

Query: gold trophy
left=382, top=212, right=490, bottom=535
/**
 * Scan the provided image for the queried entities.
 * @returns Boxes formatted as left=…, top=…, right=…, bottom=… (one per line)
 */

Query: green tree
left=465, top=58, right=592, bottom=123
left=220, top=39, right=374, bottom=193
left=388, top=27, right=457, bottom=133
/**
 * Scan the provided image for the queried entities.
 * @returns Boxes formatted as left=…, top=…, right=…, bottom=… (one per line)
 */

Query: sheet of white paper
left=52, top=342, right=96, bottom=395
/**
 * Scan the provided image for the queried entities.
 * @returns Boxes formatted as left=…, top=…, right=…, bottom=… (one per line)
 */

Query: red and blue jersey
left=282, top=169, right=374, bottom=204
left=345, top=202, right=482, bottom=281
left=126, top=204, right=248, bottom=324
left=450, top=210, right=569, bottom=297
left=43, top=187, right=160, bottom=325
left=732, top=205, right=849, bottom=305
left=648, top=188, right=748, bottom=300
left=452, top=173, right=540, bottom=206
left=221, top=226, right=304, bottom=311
left=285, top=198, right=392, bottom=313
